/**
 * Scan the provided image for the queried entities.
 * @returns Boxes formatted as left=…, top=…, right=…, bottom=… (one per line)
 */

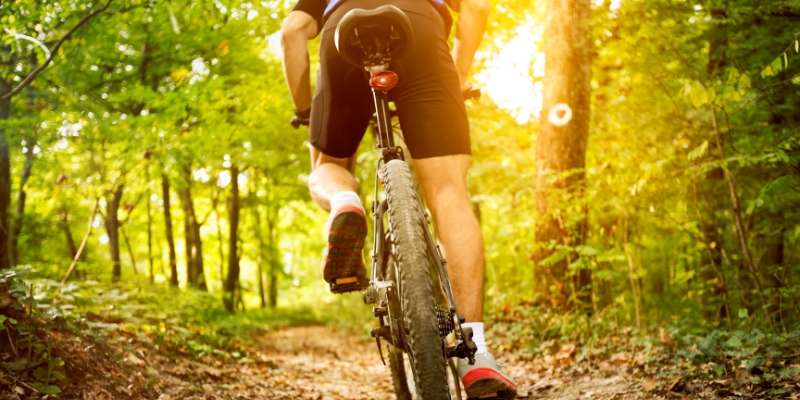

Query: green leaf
left=738, top=308, right=749, bottom=319
left=30, top=383, right=61, bottom=395
left=737, top=73, right=751, bottom=91
left=745, top=356, right=764, bottom=371
left=688, top=140, right=709, bottom=161
left=772, top=56, right=784, bottom=72
left=577, top=245, right=599, bottom=257
left=761, top=57, right=784, bottom=78
left=683, top=80, right=712, bottom=107
left=725, top=335, right=742, bottom=349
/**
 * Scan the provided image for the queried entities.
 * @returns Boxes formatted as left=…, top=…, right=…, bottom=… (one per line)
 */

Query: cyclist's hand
left=290, top=108, right=310, bottom=129
left=463, top=86, right=481, bottom=101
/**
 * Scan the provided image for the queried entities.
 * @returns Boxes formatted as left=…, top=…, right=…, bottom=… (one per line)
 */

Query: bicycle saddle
left=335, top=5, right=413, bottom=67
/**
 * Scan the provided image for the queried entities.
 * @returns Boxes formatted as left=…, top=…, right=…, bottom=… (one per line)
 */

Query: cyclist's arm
left=280, top=10, right=319, bottom=112
left=452, top=0, right=490, bottom=89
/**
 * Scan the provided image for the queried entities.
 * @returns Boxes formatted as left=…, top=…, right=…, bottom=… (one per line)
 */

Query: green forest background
left=0, top=0, right=799, bottom=396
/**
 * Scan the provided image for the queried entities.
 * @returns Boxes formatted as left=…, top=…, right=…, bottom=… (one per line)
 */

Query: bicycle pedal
left=330, top=277, right=368, bottom=294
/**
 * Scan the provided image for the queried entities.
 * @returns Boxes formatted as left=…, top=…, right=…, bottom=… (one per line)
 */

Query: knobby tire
left=382, top=159, right=449, bottom=400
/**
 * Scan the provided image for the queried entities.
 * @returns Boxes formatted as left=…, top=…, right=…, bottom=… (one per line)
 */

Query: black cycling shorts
left=310, top=0, right=470, bottom=159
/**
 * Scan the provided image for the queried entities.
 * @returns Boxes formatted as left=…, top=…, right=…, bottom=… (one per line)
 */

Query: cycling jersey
left=294, top=0, right=453, bottom=33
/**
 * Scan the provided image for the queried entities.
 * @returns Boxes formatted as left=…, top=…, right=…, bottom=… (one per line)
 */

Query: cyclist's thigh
left=310, top=16, right=373, bottom=159
left=391, top=0, right=470, bottom=159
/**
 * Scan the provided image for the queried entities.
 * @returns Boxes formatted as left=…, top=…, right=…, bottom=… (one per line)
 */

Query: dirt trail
left=144, top=325, right=642, bottom=400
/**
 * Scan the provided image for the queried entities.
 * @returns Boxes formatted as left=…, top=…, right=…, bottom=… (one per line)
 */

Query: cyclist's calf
left=308, top=147, right=359, bottom=212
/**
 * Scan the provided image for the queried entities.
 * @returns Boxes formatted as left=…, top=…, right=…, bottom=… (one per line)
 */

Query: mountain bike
left=292, top=5, right=479, bottom=399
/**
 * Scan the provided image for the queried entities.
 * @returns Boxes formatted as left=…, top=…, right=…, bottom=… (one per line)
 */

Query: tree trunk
left=533, top=0, right=592, bottom=309
left=106, top=185, right=124, bottom=282
left=60, top=206, right=80, bottom=260
left=711, top=111, right=764, bottom=309
left=191, top=199, right=206, bottom=290
left=181, top=188, right=195, bottom=284
left=9, top=140, right=34, bottom=266
left=120, top=224, right=137, bottom=275
left=161, top=174, right=178, bottom=287
left=696, top=6, right=730, bottom=321
left=759, top=227, right=786, bottom=322
left=178, top=169, right=206, bottom=290
left=253, top=199, right=266, bottom=308
left=267, top=206, right=278, bottom=308
left=223, top=165, right=240, bottom=312
left=0, top=79, right=11, bottom=269
left=213, top=191, right=225, bottom=288
left=146, top=164, right=154, bottom=282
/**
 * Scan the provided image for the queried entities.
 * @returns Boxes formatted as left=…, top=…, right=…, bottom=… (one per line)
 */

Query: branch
left=60, top=197, right=101, bottom=288
left=1, top=0, right=113, bottom=101
left=2, top=30, right=51, bottom=60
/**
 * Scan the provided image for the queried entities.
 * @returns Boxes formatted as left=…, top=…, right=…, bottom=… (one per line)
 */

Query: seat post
left=371, top=87, right=397, bottom=157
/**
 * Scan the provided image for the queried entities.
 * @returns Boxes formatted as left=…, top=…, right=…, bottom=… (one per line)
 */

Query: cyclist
left=280, top=0, right=517, bottom=397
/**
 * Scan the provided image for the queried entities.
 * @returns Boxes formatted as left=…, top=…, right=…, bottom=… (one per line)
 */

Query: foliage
left=0, top=0, right=798, bottom=395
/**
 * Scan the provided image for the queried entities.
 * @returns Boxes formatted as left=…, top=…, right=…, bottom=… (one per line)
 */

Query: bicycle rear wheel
left=382, top=159, right=449, bottom=400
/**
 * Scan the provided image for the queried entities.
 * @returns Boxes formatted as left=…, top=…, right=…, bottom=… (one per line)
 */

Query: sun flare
left=475, top=20, right=544, bottom=124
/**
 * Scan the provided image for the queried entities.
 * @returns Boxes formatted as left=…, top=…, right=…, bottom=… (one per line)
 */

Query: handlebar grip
left=290, top=116, right=309, bottom=129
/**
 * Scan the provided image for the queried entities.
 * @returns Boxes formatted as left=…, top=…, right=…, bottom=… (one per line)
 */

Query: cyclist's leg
left=307, top=11, right=372, bottom=290
left=308, top=148, right=357, bottom=212
left=390, top=0, right=479, bottom=318
left=412, top=155, right=484, bottom=323
left=308, top=6, right=371, bottom=212
left=391, top=1, right=517, bottom=396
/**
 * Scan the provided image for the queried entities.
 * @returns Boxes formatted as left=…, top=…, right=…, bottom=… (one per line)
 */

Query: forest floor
left=7, top=319, right=800, bottom=400
left=144, top=324, right=660, bottom=400
left=7, top=323, right=651, bottom=400
left=1, top=275, right=799, bottom=399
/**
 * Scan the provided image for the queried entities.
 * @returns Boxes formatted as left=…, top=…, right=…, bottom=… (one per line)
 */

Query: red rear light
left=369, top=71, right=399, bottom=91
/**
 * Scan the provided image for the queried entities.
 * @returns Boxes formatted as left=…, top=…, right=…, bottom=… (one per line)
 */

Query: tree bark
left=161, top=174, right=178, bottom=287
left=106, top=185, right=125, bottom=282
left=0, top=79, right=11, bottom=269
left=533, top=0, right=592, bottom=309
left=223, top=165, right=240, bottom=312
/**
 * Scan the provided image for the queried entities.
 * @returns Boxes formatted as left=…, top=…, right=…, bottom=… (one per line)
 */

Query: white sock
left=463, top=322, right=488, bottom=355
left=330, top=191, right=362, bottom=213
